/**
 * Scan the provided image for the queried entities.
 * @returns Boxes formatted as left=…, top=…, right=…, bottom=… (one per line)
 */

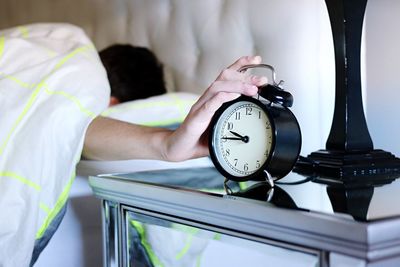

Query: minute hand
left=221, top=137, right=243, bottom=141
left=229, top=131, right=249, bottom=143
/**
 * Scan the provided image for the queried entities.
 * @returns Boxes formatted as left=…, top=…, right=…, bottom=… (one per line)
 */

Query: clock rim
left=208, top=95, right=277, bottom=182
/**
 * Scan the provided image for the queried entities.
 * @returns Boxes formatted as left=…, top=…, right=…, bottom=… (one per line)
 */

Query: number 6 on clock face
left=209, top=95, right=301, bottom=182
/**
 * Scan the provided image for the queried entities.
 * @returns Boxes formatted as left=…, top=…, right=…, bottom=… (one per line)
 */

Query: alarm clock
left=208, top=64, right=301, bottom=183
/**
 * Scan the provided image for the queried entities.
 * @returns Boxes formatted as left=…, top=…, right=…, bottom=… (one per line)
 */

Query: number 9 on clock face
left=209, top=96, right=274, bottom=181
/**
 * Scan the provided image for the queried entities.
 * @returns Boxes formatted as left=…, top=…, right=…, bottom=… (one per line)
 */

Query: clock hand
left=221, top=137, right=243, bottom=141
left=229, top=131, right=249, bottom=143
left=229, top=131, right=245, bottom=138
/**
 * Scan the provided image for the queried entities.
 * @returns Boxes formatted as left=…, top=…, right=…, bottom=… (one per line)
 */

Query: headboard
left=0, top=0, right=336, bottom=155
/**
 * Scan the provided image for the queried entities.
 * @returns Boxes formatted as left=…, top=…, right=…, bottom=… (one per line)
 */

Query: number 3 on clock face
left=209, top=95, right=301, bottom=182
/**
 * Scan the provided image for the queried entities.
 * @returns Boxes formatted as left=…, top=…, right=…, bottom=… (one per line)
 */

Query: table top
left=89, top=167, right=400, bottom=261
left=93, top=167, right=400, bottom=222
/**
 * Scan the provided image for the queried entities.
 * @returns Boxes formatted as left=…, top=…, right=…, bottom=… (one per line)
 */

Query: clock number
left=225, top=148, right=230, bottom=156
left=256, top=160, right=261, bottom=168
left=235, top=112, right=241, bottom=120
left=259, top=111, right=261, bottom=119
left=234, top=159, right=238, bottom=167
left=246, top=107, right=252, bottom=115
left=222, top=135, right=227, bottom=142
left=227, top=122, right=233, bottom=130
left=244, top=163, right=249, bottom=171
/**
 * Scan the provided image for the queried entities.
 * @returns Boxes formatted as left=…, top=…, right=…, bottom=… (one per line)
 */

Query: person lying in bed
left=84, top=40, right=267, bottom=163
left=93, top=44, right=266, bottom=162
left=0, top=23, right=267, bottom=266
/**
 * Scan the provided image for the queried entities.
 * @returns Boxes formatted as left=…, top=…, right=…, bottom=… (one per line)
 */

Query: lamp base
left=294, top=149, right=400, bottom=186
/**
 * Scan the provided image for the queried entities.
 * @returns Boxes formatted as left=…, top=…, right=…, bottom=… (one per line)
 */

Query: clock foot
left=223, top=178, right=233, bottom=194
left=263, top=170, right=275, bottom=188
left=293, top=149, right=400, bottom=186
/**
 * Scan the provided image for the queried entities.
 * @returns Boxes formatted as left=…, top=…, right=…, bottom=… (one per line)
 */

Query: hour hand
left=230, top=131, right=245, bottom=138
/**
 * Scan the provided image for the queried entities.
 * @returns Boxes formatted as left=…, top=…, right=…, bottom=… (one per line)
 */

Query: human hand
left=163, top=56, right=268, bottom=161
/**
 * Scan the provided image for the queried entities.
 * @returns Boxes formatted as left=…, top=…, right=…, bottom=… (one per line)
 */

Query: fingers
left=192, top=55, right=268, bottom=114
left=168, top=56, right=268, bottom=161
left=217, top=55, right=268, bottom=87
left=192, top=80, right=258, bottom=112
left=185, top=80, right=258, bottom=153
left=218, top=68, right=268, bottom=87
left=187, top=90, right=242, bottom=130
left=194, top=56, right=266, bottom=109
left=227, top=55, right=262, bottom=71
left=211, top=80, right=258, bottom=97
left=204, top=81, right=257, bottom=109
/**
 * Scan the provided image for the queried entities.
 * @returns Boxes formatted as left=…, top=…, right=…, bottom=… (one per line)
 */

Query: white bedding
left=77, top=157, right=212, bottom=180
left=36, top=92, right=207, bottom=267
left=0, top=23, right=109, bottom=266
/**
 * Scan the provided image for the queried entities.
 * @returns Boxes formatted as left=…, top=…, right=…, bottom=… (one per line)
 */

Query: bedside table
left=89, top=167, right=400, bottom=267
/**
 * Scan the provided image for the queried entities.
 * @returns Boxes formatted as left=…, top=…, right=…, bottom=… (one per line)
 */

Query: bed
left=0, top=1, right=336, bottom=266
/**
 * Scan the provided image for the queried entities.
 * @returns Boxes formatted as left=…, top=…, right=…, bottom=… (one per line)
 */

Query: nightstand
left=89, top=167, right=400, bottom=267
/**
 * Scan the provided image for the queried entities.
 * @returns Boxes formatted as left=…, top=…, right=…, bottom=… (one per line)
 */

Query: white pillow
left=101, top=92, right=199, bottom=127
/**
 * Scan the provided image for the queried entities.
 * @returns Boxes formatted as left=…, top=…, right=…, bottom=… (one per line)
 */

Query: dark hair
left=99, top=44, right=167, bottom=102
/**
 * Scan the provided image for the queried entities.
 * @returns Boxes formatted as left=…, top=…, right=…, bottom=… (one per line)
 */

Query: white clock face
left=211, top=100, right=274, bottom=177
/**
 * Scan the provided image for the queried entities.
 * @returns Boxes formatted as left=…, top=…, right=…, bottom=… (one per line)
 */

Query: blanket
left=0, top=23, right=109, bottom=266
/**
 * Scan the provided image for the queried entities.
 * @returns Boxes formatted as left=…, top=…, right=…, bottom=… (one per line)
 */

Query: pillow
left=101, top=92, right=199, bottom=127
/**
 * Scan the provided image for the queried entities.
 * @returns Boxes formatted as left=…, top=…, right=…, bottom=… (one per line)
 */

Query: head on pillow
left=99, top=44, right=167, bottom=106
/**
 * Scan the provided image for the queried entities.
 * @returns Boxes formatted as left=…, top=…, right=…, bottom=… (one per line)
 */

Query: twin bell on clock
left=208, top=64, right=302, bottom=185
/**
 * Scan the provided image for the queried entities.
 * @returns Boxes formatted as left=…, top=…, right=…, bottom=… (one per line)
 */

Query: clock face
left=210, top=98, right=274, bottom=179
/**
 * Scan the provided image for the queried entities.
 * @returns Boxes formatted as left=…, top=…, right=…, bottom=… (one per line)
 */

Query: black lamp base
left=292, top=0, right=400, bottom=187
left=294, top=150, right=400, bottom=186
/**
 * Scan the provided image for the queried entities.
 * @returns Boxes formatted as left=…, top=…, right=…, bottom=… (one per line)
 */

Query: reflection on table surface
left=103, top=167, right=400, bottom=222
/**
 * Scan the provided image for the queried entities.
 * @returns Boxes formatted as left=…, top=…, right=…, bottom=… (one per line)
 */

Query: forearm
left=82, top=116, right=172, bottom=161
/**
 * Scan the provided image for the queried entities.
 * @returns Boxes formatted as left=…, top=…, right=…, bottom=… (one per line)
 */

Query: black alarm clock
left=208, top=64, right=301, bottom=184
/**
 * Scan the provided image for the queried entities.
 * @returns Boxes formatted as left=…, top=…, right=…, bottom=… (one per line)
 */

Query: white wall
left=364, top=0, right=400, bottom=157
